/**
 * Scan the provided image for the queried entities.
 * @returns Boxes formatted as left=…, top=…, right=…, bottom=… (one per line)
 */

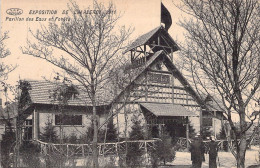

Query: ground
left=71, top=146, right=260, bottom=167
left=169, top=146, right=260, bottom=168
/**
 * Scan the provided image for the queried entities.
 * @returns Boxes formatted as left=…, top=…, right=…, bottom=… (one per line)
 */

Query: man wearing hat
left=189, top=134, right=205, bottom=168
left=209, top=136, right=218, bottom=168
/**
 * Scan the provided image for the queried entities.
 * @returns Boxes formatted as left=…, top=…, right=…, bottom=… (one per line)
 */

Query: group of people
left=189, top=135, right=218, bottom=168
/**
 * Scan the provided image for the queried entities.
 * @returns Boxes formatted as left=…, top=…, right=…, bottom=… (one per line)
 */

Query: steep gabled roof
left=124, top=26, right=179, bottom=54
left=113, top=50, right=205, bottom=107
left=204, top=94, right=225, bottom=112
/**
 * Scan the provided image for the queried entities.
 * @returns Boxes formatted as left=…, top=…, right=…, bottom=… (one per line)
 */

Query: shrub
left=105, top=119, right=118, bottom=142
left=217, top=126, right=226, bottom=140
left=19, top=142, right=41, bottom=168
left=40, top=116, right=58, bottom=143
left=43, top=151, right=67, bottom=168
left=150, top=133, right=176, bottom=167
left=1, top=131, right=15, bottom=168
left=68, top=132, right=78, bottom=144
left=79, top=122, right=107, bottom=143
left=126, top=115, right=145, bottom=167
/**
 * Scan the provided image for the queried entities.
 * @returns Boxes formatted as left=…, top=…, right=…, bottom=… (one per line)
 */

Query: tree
left=0, top=32, right=16, bottom=87
left=1, top=130, right=15, bottom=168
left=150, top=133, right=176, bottom=167
left=40, top=116, right=58, bottom=143
left=105, top=119, right=118, bottom=142
left=217, top=125, right=227, bottom=140
left=22, top=1, right=132, bottom=167
left=0, top=32, right=11, bottom=81
left=126, top=115, right=145, bottom=168
left=177, top=0, right=260, bottom=167
left=50, top=75, right=79, bottom=144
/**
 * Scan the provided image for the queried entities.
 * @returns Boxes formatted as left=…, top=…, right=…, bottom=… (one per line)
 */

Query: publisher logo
left=6, top=8, right=23, bottom=15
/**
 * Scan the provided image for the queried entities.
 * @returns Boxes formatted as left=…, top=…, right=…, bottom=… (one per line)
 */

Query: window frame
left=54, top=114, right=83, bottom=126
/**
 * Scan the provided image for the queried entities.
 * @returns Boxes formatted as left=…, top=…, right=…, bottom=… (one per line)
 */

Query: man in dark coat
left=189, top=135, right=205, bottom=168
left=209, top=136, right=218, bottom=168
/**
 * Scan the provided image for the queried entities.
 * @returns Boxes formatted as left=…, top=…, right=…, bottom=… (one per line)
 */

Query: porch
left=140, top=102, right=198, bottom=146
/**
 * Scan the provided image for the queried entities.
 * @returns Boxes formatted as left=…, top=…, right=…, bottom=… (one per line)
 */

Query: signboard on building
left=148, top=73, right=170, bottom=84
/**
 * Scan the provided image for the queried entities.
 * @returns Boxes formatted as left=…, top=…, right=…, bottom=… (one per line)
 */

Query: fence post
left=82, top=145, right=84, bottom=157
left=115, top=143, right=118, bottom=156
left=145, top=141, right=149, bottom=164
left=67, top=144, right=69, bottom=158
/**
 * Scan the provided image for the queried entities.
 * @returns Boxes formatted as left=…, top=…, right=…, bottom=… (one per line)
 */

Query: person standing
left=208, top=136, right=218, bottom=168
left=189, top=135, right=205, bottom=168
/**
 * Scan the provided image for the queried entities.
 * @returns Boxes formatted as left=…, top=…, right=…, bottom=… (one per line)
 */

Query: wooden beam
left=186, top=117, right=189, bottom=149
left=200, top=108, right=203, bottom=134
left=145, top=71, right=148, bottom=101
left=148, top=69, right=172, bottom=74
left=214, top=111, right=216, bottom=138
left=171, top=48, right=173, bottom=61
left=115, top=101, right=201, bottom=107
left=149, top=44, right=172, bottom=49
left=144, top=45, right=147, bottom=64
left=33, top=108, right=39, bottom=140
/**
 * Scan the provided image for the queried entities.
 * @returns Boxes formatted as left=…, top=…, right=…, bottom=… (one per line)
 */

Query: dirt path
left=171, top=146, right=259, bottom=168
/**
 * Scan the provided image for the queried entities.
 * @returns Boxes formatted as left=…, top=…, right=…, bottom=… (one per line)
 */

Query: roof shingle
left=140, top=102, right=198, bottom=117
left=26, top=80, right=114, bottom=106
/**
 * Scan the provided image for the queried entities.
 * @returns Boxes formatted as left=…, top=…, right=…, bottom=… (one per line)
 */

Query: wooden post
left=33, top=108, right=39, bottom=140
left=186, top=117, right=189, bottom=149
left=82, top=145, right=85, bottom=157
left=144, top=45, right=146, bottom=57
left=172, top=73, right=174, bottom=104
left=67, top=144, right=69, bottom=158
left=145, top=141, right=149, bottom=164
left=145, top=72, right=148, bottom=101
left=158, top=124, right=162, bottom=137
left=171, top=48, right=173, bottom=62
left=158, top=35, right=160, bottom=46
left=214, top=111, right=216, bottom=138
left=115, top=143, right=118, bottom=156
left=200, top=108, right=203, bottom=135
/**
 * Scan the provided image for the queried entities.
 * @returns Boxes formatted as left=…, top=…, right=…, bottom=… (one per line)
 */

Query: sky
left=1, top=0, right=186, bottom=88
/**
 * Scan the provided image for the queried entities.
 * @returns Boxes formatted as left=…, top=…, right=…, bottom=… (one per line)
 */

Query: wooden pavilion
left=107, top=26, right=208, bottom=143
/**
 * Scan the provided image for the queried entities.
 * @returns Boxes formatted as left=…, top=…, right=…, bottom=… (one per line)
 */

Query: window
left=24, top=119, right=32, bottom=141
left=55, top=114, right=82, bottom=126
left=25, top=119, right=32, bottom=126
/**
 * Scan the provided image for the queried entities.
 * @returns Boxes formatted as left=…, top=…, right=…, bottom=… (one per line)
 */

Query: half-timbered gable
left=110, top=26, right=224, bottom=138
left=113, top=49, right=201, bottom=136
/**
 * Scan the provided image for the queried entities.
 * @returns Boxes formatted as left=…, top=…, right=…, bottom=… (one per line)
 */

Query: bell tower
left=124, top=26, right=179, bottom=68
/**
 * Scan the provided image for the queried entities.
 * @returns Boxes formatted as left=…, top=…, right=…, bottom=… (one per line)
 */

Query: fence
left=32, top=136, right=258, bottom=158
left=175, top=137, right=239, bottom=151
left=34, top=138, right=161, bottom=158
